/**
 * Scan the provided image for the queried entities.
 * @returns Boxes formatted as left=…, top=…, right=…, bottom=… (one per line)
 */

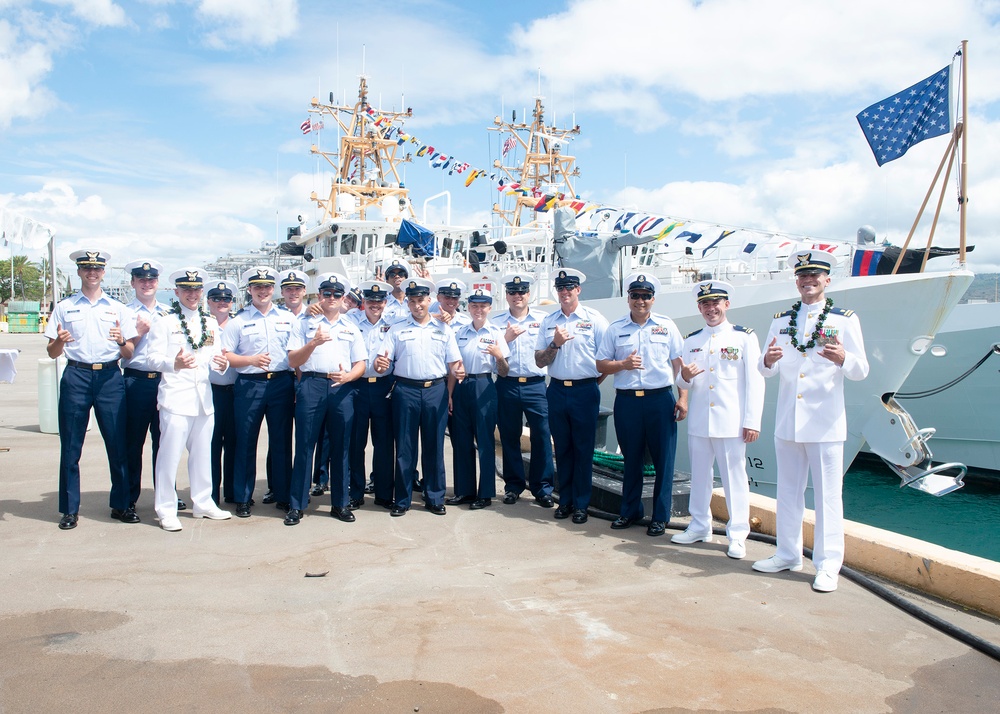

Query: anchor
left=861, top=394, right=966, bottom=496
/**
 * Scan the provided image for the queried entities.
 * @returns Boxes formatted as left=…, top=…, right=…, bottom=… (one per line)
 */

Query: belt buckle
left=423, top=380, right=432, bottom=388
left=148, top=372, right=157, bottom=379
left=635, top=389, right=645, bottom=397
left=563, top=380, right=572, bottom=387
left=518, top=377, right=527, bottom=383
left=265, top=372, right=274, bottom=380
left=368, top=377, right=377, bottom=383
left=93, top=363, right=103, bottom=371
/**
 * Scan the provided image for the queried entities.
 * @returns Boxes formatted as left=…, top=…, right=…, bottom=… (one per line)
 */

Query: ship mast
left=488, top=97, right=581, bottom=232
left=307, top=77, right=415, bottom=223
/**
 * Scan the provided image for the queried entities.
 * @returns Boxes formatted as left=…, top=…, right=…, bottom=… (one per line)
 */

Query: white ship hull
left=870, top=300, right=1000, bottom=475
left=576, top=269, right=974, bottom=500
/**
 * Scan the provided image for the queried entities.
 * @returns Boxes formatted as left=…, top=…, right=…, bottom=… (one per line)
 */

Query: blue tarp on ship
left=397, top=219, right=436, bottom=258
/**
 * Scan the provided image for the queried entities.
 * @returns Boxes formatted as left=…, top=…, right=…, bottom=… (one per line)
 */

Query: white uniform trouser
left=154, top=410, right=216, bottom=521
left=773, top=437, right=844, bottom=573
left=687, top=435, right=751, bottom=543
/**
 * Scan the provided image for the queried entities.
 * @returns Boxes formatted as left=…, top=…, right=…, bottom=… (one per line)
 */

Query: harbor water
left=844, top=455, right=1000, bottom=563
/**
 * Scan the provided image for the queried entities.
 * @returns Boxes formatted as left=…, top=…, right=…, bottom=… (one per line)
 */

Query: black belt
left=211, top=383, right=235, bottom=391
left=301, top=371, right=354, bottom=381
left=464, top=373, right=493, bottom=380
left=67, top=359, right=119, bottom=371
left=362, top=376, right=390, bottom=383
left=239, top=371, right=293, bottom=381
left=498, top=375, right=545, bottom=384
left=554, top=377, right=598, bottom=387
left=124, top=367, right=161, bottom=379
left=616, top=386, right=672, bottom=397
left=395, top=376, right=445, bottom=388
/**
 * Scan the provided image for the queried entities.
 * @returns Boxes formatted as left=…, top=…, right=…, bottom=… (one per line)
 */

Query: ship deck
left=1, top=333, right=999, bottom=713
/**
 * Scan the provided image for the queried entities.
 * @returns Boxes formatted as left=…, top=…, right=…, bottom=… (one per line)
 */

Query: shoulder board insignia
left=733, top=324, right=754, bottom=334
left=686, top=328, right=703, bottom=338
left=234, top=307, right=246, bottom=316
left=774, top=309, right=794, bottom=319
left=830, top=307, right=854, bottom=317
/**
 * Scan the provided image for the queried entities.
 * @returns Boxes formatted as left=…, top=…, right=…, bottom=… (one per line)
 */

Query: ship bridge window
left=385, top=233, right=397, bottom=246
left=453, top=239, right=466, bottom=256
left=339, top=233, right=357, bottom=255
left=441, top=237, right=453, bottom=256
left=323, top=236, right=336, bottom=257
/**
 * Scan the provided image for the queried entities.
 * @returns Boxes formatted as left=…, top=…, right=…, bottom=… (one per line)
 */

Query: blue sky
left=2, top=0, right=1000, bottom=282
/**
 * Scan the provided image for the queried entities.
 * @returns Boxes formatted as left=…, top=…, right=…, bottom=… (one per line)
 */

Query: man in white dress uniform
left=147, top=268, right=232, bottom=531
left=753, top=251, right=869, bottom=592
left=673, top=281, right=764, bottom=558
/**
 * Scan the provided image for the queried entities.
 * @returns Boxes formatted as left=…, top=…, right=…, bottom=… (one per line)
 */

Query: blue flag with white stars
left=856, top=66, right=951, bottom=166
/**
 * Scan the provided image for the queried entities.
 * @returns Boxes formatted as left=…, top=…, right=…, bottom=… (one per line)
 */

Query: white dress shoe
left=671, top=528, right=713, bottom=545
left=159, top=517, right=183, bottom=532
left=727, top=540, right=746, bottom=559
left=812, top=571, right=839, bottom=592
left=192, top=508, right=232, bottom=520
left=751, top=555, right=803, bottom=573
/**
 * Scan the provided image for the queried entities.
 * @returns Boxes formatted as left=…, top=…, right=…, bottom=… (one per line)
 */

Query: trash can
left=37, top=357, right=64, bottom=434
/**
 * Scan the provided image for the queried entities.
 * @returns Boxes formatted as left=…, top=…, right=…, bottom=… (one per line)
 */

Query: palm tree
left=10, top=255, right=41, bottom=301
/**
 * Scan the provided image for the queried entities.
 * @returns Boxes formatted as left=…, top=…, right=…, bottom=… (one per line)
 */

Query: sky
left=2, top=0, right=999, bottom=285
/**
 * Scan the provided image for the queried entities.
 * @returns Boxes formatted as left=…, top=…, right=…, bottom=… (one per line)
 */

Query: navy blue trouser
left=233, top=372, right=294, bottom=505
left=547, top=380, right=600, bottom=512
left=210, top=383, right=236, bottom=504
left=289, top=376, right=354, bottom=511
left=613, top=389, right=677, bottom=523
left=57, top=364, right=130, bottom=514
left=392, top=380, right=447, bottom=509
left=124, top=371, right=161, bottom=504
left=351, top=376, right=395, bottom=503
left=451, top=375, right=498, bottom=499
left=313, top=426, right=330, bottom=489
left=496, top=377, right=553, bottom=497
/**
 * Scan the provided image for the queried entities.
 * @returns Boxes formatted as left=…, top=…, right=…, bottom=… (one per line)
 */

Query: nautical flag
left=300, top=119, right=311, bottom=134
left=502, top=136, right=516, bottom=156
left=852, top=249, right=883, bottom=276
left=653, top=221, right=684, bottom=241
left=856, top=66, right=951, bottom=166
left=701, top=230, right=735, bottom=257
left=534, top=195, right=558, bottom=212
left=312, top=120, right=323, bottom=132
left=677, top=231, right=703, bottom=243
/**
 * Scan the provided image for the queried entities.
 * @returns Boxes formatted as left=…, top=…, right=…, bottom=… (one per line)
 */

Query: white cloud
left=195, top=0, right=299, bottom=48
left=0, top=19, right=59, bottom=127
left=44, top=0, right=127, bottom=26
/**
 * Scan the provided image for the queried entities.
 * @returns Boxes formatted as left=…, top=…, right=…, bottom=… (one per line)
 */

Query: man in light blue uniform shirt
left=447, top=284, right=509, bottom=509
left=286, top=272, right=366, bottom=526
left=431, top=279, right=471, bottom=328
left=45, top=250, right=138, bottom=530
left=381, top=260, right=411, bottom=324
left=490, top=273, right=554, bottom=507
left=349, top=280, right=396, bottom=509
left=221, top=266, right=297, bottom=518
left=597, top=273, right=687, bottom=537
left=377, top=277, right=463, bottom=516
left=121, top=259, right=177, bottom=511
left=206, top=279, right=238, bottom=505
left=534, top=268, right=608, bottom=524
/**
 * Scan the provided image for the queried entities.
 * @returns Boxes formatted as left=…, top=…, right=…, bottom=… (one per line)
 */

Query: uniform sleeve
left=742, top=331, right=765, bottom=431
left=445, top=330, right=461, bottom=363
left=44, top=303, right=63, bottom=340
left=349, top=330, right=367, bottom=364
left=535, top=316, right=551, bottom=351
left=146, top=317, right=174, bottom=373
left=120, top=305, right=139, bottom=341
left=221, top=316, right=240, bottom=353
left=286, top=316, right=306, bottom=352
left=382, top=326, right=397, bottom=362
left=840, top=313, right=869, bottom=381
left=595, top=323, right=616, bottom=361
left=758, top=319, right=781, bottom=378
left=675, top=336, right=693, bottom=390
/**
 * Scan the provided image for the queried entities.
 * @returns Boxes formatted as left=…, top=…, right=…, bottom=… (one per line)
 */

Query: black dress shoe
left=646, top=521, right=666, bottom=537
left=390, top=505, right=408, bottom=517
left=572, top=510, right=589, bottom=524
left=425, top=503, right=446, bottom=516
left=58, top=513, right=78, bottom=530
left=364, top=480, right=375, bottom=494
left=373, top=497, right=393, bottom=509
left=176, top=499, right=187, bottom=511
left=554, top=504, right=573, bottom=520
left=284, top=509, right=302, bottom=526
left=261, top=490, right=276, bottom=504
left=348, top=497, right=364, bottom=510
left=470, top=498, right=492, bottom=510
left=413, top=478, right=424, bottom=493
left=235, top=503, right=251, bottom=518
left=611, top=516, right=636, bottom=530
left=111, top=505, right=140, bottom=524
left=534, top=494, right=554, bottom=508
left=275, top=501, right=290, bottom=513
left=310, top=485, right=326, bottom=497
left=502, top=492, right=519, bottom=505
left=331, top=507, right=356, bottom=523
left=445, top=495, right=474, bottom=505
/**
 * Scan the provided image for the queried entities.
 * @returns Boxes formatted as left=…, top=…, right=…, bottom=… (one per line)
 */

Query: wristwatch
left=548, top=341, right=560, bottom=350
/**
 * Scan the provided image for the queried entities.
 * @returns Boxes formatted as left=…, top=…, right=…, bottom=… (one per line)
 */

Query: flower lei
left=786, top=297, right=833, bottom=354
left=171, top=300, right=210, bottom=350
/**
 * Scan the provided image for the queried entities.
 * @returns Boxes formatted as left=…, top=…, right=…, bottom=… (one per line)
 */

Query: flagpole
left=958, top=39, right=969, bottom=266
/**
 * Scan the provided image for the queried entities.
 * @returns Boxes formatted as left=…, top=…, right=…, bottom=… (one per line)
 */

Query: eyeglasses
left=209, top=296, right=233, bottom=303
left=628, top=292, right=653, bottom=301
left=320, top=290, right=345, bottom=298
left=555, top=285, right=577, bottom=293
left=385, top=271, right=406, bottom=279
left=506, top=290, right=529, bottom=296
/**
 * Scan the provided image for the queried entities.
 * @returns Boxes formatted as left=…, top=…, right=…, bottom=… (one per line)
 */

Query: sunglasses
left=209, top=296, right=233, bottom=303
left=506, top=290, right=529, bottom=296
left=320, top=290, right=345, bottom=298
left=555, top=285, right=577, bottom=293
left=628, top=292, right=653, bottom=301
